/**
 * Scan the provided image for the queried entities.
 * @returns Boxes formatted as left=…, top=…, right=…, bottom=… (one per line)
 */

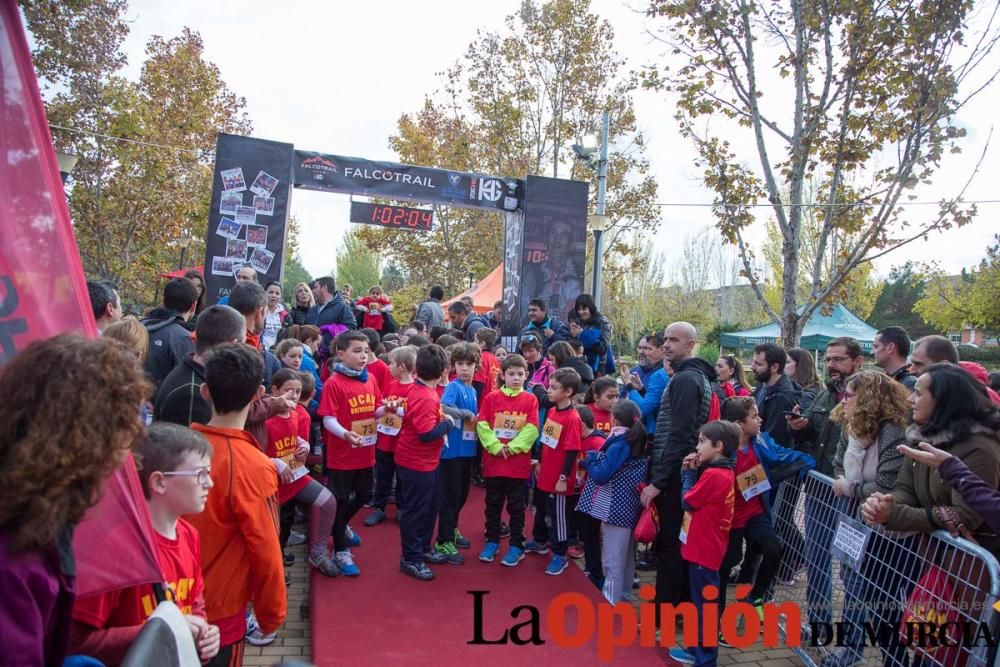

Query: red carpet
left=310, top=486, right=669, bottom=665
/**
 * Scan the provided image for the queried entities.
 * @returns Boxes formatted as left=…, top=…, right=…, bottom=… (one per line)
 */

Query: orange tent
left=161, top=265, right=204, bottom=279
left=443, top=264, right=502, bottom=314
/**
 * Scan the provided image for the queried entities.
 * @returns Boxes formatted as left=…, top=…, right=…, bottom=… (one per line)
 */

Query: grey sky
left=119, top=0, right=1000, bottom=283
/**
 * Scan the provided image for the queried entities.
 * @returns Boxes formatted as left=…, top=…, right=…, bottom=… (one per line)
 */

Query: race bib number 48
left=540, top=419, right=563, bottom=449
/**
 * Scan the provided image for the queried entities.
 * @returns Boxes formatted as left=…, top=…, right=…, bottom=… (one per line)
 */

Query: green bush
left=957, top=345, right=1000, bottom=371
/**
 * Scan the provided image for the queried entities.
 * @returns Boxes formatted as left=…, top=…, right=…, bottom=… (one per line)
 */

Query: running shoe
left=335, top=550, right=360, bottom=577
left=479, top=541, right=500, bottom=563
left=454, top=529, right=470, bottom=549
left=309, top=551, right=340, bottom=577
left=400, top=560, right=434, bottom=581
left=545, top=555, right=568, bottom=575
left=500, top=546, right=524, bottom=567
left=363, top=509, right=386, bottom=527
left=435, top=541, right=465, bottom=565
left=345, top=525, right=362, bottom=547
left=523, top=540, right=550, bottom=555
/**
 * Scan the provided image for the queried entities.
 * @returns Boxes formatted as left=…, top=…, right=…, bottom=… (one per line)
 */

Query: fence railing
left=763, top=470, right=1000, bottom=667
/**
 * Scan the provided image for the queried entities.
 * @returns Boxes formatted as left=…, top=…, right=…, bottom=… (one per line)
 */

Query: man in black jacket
left=142, top=278, right=199, bottom=388
left=519, top=298, right=571, bottom=357
left=640, top=322, right=719, bottom=617
left=750, top=343, right=801, bottom=448
left=306, top=276, right=357, bottom=342
left=447, top=301, right=488, bottom=340
left=154, top=304, right=246, bottom=426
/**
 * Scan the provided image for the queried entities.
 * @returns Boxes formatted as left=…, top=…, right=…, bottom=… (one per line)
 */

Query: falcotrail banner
left=204, top=133, right=295, bottom=304
left=293, top=150, right=523, bottom=213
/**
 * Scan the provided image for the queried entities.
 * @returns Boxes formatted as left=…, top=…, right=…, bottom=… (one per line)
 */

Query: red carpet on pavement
left=310, top=486, right=668, bottom=666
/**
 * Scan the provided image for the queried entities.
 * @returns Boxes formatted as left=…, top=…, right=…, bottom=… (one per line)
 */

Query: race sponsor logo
left=300, top=155, right=338, bottom=182
left=442, top=172, right=466, bottom=199
left=342, top=166, right=435, bottom=189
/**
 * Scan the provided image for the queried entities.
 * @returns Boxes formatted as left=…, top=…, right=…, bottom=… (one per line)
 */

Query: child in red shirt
left=366, top=345, right=418, bottom=526
left=473, top=328, right=502, bottom=398
left=266, top=369, right=339, bottom=577
left=476, top=354, right=540, bottom=567
left=573, top=405, right=606, bottom=580
left=359, top=327, right=392, bottom=391
left=394, top=345, right=454, bottom=581
left=672, top=420, right=740, bottom=667
left=70, top=423, right=220, bottom=665
left=535, top=368, right=583, bottom=576
left=318, top=331, right=383, bottom=577
left=355, top=287, right=393, bottom=333
left=584, top=377, right=618, bottom=434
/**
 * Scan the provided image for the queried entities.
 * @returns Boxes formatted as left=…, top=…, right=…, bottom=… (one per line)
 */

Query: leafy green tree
left=23, top=2, right=251, bottom=305
left=868, top=262, right=935, bottom=337
left=336, top=228, right=381, bottom=297
left=644, top=0, right=998, bottom=344
left=915, top=236, right=1000, bottom=338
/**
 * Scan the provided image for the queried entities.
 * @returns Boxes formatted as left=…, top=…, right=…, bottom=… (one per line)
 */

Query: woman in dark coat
left=567, top=293, right=614, bottom=377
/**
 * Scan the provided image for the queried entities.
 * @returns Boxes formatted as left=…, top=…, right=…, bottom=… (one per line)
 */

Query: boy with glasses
left=70, top=423, right=221, bottom=664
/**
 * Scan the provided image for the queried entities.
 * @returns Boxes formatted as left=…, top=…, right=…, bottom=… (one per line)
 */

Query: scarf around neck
left=334, top=362, right=369, bottom=383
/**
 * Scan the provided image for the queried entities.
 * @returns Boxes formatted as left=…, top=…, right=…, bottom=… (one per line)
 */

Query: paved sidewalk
left=242, top=539, right=312, bottom=666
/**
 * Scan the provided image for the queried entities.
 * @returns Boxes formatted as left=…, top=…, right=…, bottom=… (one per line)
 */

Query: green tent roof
left=719, top=303, right=878, bottom=353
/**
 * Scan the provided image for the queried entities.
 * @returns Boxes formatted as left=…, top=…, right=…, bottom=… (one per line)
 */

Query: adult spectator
left=142, top=278, right=199, bottom=388
left=355, top=286, right=394, bottom=333
left=624, top=353, right=669, bottom=435
left=229, top=282, right=282, bottom=387
left=622, top=333, right=666, bottom=396
left=716, top=354, right=751, bottom=397
left=262, top=281, right=288, bottom=351
left=284, top=281, right=315, bottom=328
left=485, top=299, right=504, bottom=333
left=103, top=317, right=149, bottom=365
left=547, top=340, right=594, bottom=398
left=217, top=266, right=257, bottom=306
left=154, top=304, right=246, bottom=426
left=909, top=334, right=958, bottom=376
left=519, top=298, right=571, bottom=357
left=183, top=269, right=207, bottom=316
left=399, top=325, right=420, bottom=345
left=0, top=335, right=150, bottom=666
left=864, top=363, right=1000, bottom=561
left=306, top=276, right=356, bottom=344
left=460, top=295, right=474, bottom=311
left=87, top=279, right=122, bottom=333
left=788, top=337, right=863, bottom=630
left=872, top=326, right=917, bottom=390
left=414, top=286, right=446, bottom=329
left=828, top=369, right=913, bottom=667
left=641, top=322, right=719, bottom=619
left=567, top=293, right=615, bottom=376
left=447, top=301, right=487, bottom=340
left=785, top=348, right=823, bottom=410
left=751, top=343, right=801, bottom=448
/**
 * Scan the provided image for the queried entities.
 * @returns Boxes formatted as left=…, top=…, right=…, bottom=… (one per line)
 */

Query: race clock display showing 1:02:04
left=349, top=201, right=433, bottom=231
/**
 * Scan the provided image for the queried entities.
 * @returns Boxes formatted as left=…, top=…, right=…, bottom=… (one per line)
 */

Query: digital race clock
left=349, top=201, right=433, bottom=231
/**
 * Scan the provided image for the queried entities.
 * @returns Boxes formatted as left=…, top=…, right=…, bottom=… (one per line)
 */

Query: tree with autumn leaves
left=644, top=0, right=1000, bottom=345
left=22, top=1, right=250, bottom=306
left=357, top=0, right=659, bottom=303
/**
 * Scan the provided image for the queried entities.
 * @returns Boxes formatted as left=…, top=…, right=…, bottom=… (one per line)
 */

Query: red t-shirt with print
left=536, top=405, right=582, bottom=494
left=318, top=371, right=381, bottom=470
left=394, top=382, right=445, bottom=472
left=587, top=404, right=613, bottom=435
left=680, top=466, right=735, bottom=570
left=266, top=411, right=310, bottom=503
left=377, top=379, right=416, bottom=453
left=732, top=444, right=766, bottom=529
left=367, top=358, right=392, bottom=393
left=477, top=389, right=539, bottom=479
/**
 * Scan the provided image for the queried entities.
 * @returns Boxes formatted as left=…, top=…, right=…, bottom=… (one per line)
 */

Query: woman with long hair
left=0, top=336, right=151, bottom=665
left=283, top=281, right=315, bottom=328
left=567, top=293, right=614, bottom=376
left=184, top=269, right=207, bottom=316
left=785, top=347, right=822, bottom=410
left=715, top=354, right=751, bottom=397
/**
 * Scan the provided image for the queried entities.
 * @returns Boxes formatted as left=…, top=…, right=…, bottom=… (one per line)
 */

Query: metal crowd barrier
left=762, top=470, right=1000, bottom=667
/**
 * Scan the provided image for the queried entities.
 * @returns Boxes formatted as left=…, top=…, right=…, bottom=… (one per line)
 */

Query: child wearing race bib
left=365, top=345, right=418, bottom=527
left=718, top=396, right=815, bottom=618
left=318, top=331, right=383, bottom=576
left=476, top=354, right=540, bottom=567
left=534, top=368, right=584, bottom=576
left=434, top=343, right=480, bottom=563
left=584, top=376, right=619, bottom=435
left=266, top=369, right=340, bottom=578
left=573, top=405, right=607, bottom=583
left=671, top=420, right=739, bottom=667
left=394, top=345, right=455, bottom=581
left=577, top=400, right=648, bottom=603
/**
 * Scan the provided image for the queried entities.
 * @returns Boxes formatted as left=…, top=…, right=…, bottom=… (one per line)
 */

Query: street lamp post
left=177, top=232, right=193, bottom=271
left=573, top=112, right=610, bottom=308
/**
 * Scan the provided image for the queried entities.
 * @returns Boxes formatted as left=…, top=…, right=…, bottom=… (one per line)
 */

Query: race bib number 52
left=493, top=413, right=526, bottom=440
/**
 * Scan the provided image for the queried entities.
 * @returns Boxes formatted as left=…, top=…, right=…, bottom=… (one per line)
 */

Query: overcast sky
left=117, top=0, right=1000, bottom=283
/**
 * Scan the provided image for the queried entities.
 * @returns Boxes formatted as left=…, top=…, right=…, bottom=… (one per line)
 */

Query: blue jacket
left=299, top=349, right=323, bottom=413
left=577, top=432, right=648, bottom=528
left=440, top=380, right=478, bottom=459
left=519, top=316, right=570, bottom=357
left=627, top=368, right=669, bottom=434
left=739, top=431, right=816, bottom=519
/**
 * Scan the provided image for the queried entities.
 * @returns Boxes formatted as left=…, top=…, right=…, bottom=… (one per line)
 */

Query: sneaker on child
left=423, top=550, right=448, bottom=565
left=479, top=541, right=500, bottom=563
left=523, top=540, right=550, bottom=555
left=454, top=529, right=470, bottom=549
left=309, top=551, right=341, bottom=577
left=335, top=550, right=360, bottom=577
left=545, top=555, right=568, bottom=576
left=400, top=560, right=434, bottom=581
left=668, top=647, right=695, bottom=664
left=287, top=530, right=307, bottom=546
left=245, top=629, right=278, bottom=646
left=567, top=544, right=585, bottom=559
left=500, top=546, right=524, bottom=567
left=435, top=542, right=465, bottom=565
left=345, top=525, right=362, bottom=547
left=363, top=509, right=386, bottom=527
